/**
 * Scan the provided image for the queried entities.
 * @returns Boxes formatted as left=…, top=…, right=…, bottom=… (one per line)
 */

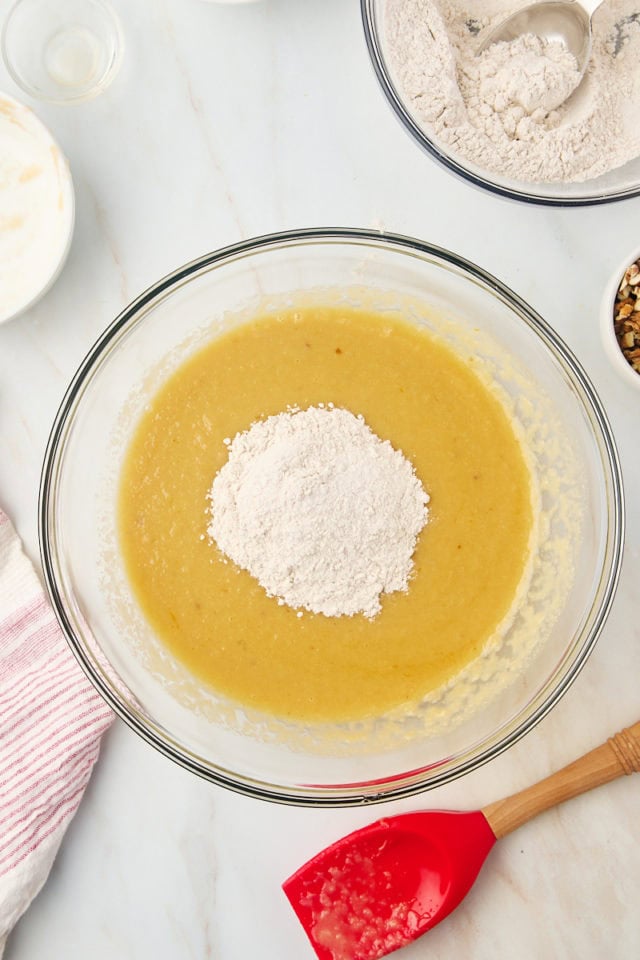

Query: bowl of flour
left=0, top=93, right=74, bottom=324
left=362, top=0, right=640, bottom=203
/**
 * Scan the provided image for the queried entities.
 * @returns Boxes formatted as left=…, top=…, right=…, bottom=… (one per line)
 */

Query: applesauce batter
left=118, top=306, right=533, bottom=723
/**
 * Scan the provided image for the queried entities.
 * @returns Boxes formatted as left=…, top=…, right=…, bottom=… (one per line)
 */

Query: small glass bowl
left=1, top=0, right=123, bottom=105
left=361, top=0, right=640, bottom=206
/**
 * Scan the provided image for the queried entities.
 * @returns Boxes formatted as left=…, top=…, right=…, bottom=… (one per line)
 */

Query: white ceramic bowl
left=0, top=93, right=75, bottom=325
left=600, top=247, right=640, bottom=393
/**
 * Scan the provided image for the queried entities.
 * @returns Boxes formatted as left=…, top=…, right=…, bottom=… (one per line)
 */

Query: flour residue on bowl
left=385, top=0, right=640, bottom=182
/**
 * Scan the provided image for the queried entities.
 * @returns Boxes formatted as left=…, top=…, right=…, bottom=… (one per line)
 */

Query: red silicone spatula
left=283, top=719, right=640, bottom=960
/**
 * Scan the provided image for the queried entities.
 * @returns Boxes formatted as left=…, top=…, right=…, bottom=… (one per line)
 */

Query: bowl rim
left=39, top=227, right=625, bottom=806
left=360, top=0, right=640, bottom=208
left=600, top=245, right=640, bottom=392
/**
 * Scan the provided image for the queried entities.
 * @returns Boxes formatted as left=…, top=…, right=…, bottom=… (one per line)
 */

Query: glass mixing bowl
left=361, top=0, right=640, bottom=206
left=39, top=229, right=623, bottom=805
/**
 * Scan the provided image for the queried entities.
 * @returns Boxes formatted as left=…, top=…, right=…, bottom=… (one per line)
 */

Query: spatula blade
left=283, top=811, right=496, bottom=960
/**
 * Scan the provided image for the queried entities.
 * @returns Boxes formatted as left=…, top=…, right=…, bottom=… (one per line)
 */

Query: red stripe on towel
left=0, top=507, right=113, bottom=892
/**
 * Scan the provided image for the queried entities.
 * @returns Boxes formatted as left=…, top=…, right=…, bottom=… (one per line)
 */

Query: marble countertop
left=1, top=1, right=639, bottom=958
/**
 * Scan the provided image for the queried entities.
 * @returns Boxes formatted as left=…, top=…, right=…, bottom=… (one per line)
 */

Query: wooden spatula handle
left=483, top=720, right=640, bottom=839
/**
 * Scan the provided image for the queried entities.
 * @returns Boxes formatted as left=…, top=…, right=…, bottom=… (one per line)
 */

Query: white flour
left=207, top=405, right=429, bottom=619
left=468, top=34, right=581, bottom=115
left=385, top=0, right=640, bottom=182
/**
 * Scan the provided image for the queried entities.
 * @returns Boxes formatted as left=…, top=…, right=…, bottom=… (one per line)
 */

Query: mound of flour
left=385, top=0, right=640, bottom=182
left=470, top=34, right=582, bottom=115
left=207, top=405, right=429, bottom=618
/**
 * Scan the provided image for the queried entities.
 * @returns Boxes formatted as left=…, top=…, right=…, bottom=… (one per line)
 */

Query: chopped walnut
left=613, top=258, right=640, bottom=374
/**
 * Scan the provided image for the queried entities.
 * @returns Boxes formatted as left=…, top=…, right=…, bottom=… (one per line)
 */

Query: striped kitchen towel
left=0, top=507, right=113, bottom=956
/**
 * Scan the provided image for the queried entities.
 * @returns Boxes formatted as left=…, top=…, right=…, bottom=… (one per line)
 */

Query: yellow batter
left=118, top=306, right=533, bottom=723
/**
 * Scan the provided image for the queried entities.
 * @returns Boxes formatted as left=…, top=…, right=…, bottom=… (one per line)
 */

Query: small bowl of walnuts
left=601, top=249, right=640, bottom=391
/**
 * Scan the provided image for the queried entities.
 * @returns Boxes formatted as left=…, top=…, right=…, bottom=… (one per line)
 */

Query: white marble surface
left=1, top=1, right=639, bottom=957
